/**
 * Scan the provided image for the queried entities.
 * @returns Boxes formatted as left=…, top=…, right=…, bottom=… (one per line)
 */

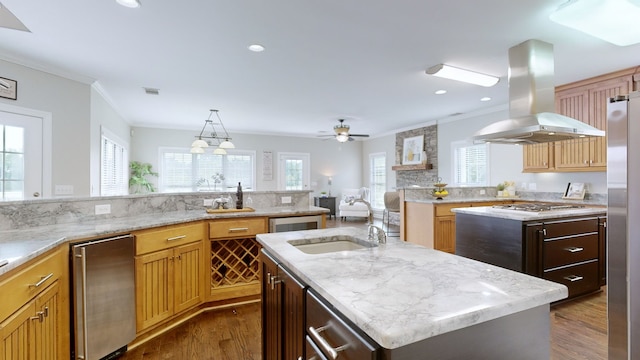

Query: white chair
left=338, top=188, right=370, bottom=221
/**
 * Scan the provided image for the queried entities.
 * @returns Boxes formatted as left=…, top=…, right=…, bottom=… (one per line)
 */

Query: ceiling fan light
left=219, top=140, right=235, bottom=149
left=425, top=64, right=499, bottom=87
left=190, top=146, right=205, bottom=154
left=191, top=138, right=209, bottom=148
left=116, top=0, right=141, bottom=8
left=213, top=147, right=227, bottom=155
left=549, top=0, right=640, bottom=46
left=336, top=134, right=350, bottom=143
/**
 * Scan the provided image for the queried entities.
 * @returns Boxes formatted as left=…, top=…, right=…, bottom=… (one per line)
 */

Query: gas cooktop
left=491, top=203, right=586, bottom=212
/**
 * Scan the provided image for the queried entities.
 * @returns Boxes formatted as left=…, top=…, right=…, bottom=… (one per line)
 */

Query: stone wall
left=395, top=125, right=438, bottom=188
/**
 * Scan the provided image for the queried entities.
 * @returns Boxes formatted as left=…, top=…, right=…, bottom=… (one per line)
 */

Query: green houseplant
left=129, top=161, right=158, bottom=194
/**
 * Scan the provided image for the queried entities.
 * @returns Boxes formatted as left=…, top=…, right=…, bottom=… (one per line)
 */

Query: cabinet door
left=554, top=139, right=590, bottom=169
left=135, top=249, right=174, bottom=331
left=434, top=216, right=456, bottom=254
left=281, top=265, right=305, bottom=360
left=174, top=241, right=204, bottom=314
left=0, top=301, right=35, bottom=360
left=261, top=250, right=282, bottom=360
left=523, top=143, right=553, bottom=171
left=32, top=281, right=60, bottom=360
left=599, top=217, right=607, bottom=286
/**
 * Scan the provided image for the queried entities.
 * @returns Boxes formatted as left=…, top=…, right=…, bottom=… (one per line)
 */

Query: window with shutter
left=452, top=142, right=488, bottom=186
left=100, top=129, right=129, bottom=196
left=369, top=152, right=386, bottom=210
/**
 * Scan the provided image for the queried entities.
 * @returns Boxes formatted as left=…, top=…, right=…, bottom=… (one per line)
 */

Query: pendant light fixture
left=190, top=109, right=235, bottom=154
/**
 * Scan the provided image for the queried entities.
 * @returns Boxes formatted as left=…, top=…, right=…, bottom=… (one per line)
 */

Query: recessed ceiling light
left=116, top=0, right=141, bottom=8
left=480, top=97, right=491, bottom=101
left=435, top=90, right=447, bottom=95
left=248, top=44, right=265, bottom=52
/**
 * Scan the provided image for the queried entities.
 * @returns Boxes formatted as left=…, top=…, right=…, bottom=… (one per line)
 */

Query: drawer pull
left=565, top=246, right=584, bottom=253
left=228, top=227, right=250, bottom=232
left=308, top=325, right=348, bottom=359
left=29, top=273, right=53, bottom=288
left=166, top=235, right=187, bottom=241
left=564, top=275, right=584, bottom=282
left=30, top=311, right=45, bottom=323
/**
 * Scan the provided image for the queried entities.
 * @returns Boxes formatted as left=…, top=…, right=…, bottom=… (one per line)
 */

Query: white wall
left=0, top=59, right=93, bottom=196
left=129, top=127, right=363, bottom=196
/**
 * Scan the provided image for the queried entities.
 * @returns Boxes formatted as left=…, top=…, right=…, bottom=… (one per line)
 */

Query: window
left=0, top=125, right=25, bottom=200
left=159, top=147, right=255, bottom=192
left=452, top=141, right=488, bottom=186
left=100, top=129, right=129, bottom=196
left=369, top=152, right=386, bottom=210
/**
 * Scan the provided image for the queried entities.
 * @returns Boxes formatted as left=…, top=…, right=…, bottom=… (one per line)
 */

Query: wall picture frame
left=562, top=182, right=586, bottom=200
left=0, top=77, right=17, bottom=100
left=402, top=135, right=424, bottom=165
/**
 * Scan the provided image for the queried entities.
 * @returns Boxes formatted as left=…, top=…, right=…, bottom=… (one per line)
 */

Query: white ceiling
left=1, top=0, right=639, bottom=139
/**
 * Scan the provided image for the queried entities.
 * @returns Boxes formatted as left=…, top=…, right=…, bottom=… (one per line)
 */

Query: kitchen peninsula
left=257, top=227, right=567, bottom=359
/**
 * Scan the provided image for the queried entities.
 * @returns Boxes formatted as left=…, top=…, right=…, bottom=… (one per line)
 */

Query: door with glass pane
left=278, top=153, right=310, bottom=191
left=0, top=110, right=43, bottom=200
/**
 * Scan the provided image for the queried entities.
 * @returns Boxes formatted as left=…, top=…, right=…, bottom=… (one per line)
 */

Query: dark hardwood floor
left=121, top=218, right=608, bottom=360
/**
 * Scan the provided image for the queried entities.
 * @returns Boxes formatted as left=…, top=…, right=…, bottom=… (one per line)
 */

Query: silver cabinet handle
left=29, top=273, right=53, bottom=288
left=30, top=311, right=45, bottom=322
left=564, top=275, right=584, bottom=282
left=228, top=227, right=250, bottom=232
left=270, top=275, right=282, bottom=290
left=167, top=235, right=187, bottom=241
left=565, top=246, right=584, bottom=253
left=308, top=325, right=348, bottom=359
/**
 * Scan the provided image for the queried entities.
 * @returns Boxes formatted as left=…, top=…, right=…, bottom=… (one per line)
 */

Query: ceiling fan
left=321, top=119, right=370, bottom=142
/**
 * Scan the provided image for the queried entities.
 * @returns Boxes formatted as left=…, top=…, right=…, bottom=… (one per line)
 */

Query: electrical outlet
left=281, top=196, right=292, bottom=204
left=479, top=189, right=486, bottom=195
left=95, top=204, right=111, bottom=215
left=203, top=199, right=213, bottom=206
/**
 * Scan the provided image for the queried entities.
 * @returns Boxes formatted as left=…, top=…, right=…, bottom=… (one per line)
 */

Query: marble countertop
left=452, top=206, right=606, bottom=221
left=403, top=197, right=520, bottom=204
left=256, top=227, right=568, bottom=349
left=0, top=206, right=328, bottom=277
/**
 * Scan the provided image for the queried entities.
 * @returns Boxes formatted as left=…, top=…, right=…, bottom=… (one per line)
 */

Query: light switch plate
left=281, top=196, right=292, bottom=204
left=203, top=199, right=213, bottom=206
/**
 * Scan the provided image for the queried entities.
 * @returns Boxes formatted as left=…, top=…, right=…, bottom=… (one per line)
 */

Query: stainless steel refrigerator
left=607, top=91, right=640, bottom=360
left=72, top=234, right=136, bottom=360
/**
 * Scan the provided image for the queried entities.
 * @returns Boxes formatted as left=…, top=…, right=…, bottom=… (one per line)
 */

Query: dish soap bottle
left=236, top=182, right=243, bottom=209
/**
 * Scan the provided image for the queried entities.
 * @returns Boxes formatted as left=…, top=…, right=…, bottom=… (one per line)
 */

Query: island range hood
left=473, top=39, right=605, bottom=144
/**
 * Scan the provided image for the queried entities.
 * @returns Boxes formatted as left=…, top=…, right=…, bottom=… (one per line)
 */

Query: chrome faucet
left=347, top=198, right=374, bottom=225
left=368, top=225, right=387, bottom=244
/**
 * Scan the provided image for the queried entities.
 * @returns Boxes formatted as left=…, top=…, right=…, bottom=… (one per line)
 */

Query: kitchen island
left=257, top=227, right=567, bottom=359
left=453, top=205, right=607, bottom=300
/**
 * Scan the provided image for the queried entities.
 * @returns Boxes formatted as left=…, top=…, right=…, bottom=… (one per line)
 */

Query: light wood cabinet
left=524, top=68, right=636, bottom=172
left=134, top=223, right=206, bottom=332
left=208, top=217, right=267, bottom=302
left=0, top=247, right=69, bottom=360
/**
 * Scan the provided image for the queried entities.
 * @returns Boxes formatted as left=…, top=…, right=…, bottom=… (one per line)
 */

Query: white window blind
left=100, top=131, right=128, bottom=196
left=369, top=152, right=386, bottom=210
left=453, top=142, right=488, bottom=186
left=159, top=148, right=255, bottom=192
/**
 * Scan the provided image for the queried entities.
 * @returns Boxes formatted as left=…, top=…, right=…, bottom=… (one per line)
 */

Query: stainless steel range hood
left=473, top=39, right=605, bottom=144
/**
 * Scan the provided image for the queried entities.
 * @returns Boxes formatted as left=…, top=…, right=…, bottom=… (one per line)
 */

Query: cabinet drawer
left=135, top=222, right=204, bottom=255
left=306, top=290, right=378, bottom=359
left=0, top=247, right=64, bottom=321
left=209, top=218, right=267, bottom=239
left=543, top=217, right=599, bottom=238
left=435, top=203, right=470, bottom=217
left=543, top=234, right=599, bottom=269
left=544, top=260, right=600, bottom=298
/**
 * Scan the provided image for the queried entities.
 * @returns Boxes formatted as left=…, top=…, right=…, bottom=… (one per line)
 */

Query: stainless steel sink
left=288, top=236, right=377, bottom=254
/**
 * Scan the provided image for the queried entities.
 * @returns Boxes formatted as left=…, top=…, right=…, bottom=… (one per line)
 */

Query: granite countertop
left=256, top=227, right=568, bottom=349
left=0, top=206, right=328, bottom=277
left=452, top=206, right=606, bottom=221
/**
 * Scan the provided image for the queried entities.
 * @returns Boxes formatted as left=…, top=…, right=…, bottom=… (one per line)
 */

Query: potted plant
left=129, top=161, right=158, bottom=194
left=496, top=183, right=505, bottom=197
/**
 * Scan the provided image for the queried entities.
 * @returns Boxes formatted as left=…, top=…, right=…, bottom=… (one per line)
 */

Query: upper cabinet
left=523, top=67, right=637, bottom=173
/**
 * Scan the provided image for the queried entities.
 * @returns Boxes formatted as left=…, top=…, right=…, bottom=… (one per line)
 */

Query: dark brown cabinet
left=314, top=197, right=336, bottom=219
left=261, top=249, right=305, bottom=360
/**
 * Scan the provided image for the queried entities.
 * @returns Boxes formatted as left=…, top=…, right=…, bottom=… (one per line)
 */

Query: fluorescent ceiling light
left=425, top=64, right=499, bottom=87
left=116, top=0, right=141, bottom=8
left=549, top=0, right=640, bottom=46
